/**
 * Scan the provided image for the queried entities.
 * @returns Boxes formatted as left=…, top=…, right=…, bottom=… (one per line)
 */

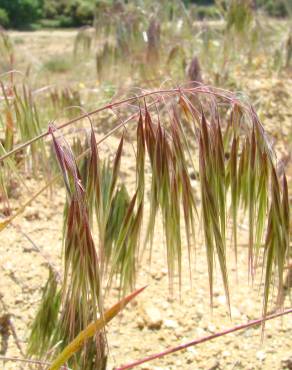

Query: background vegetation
left=0, top=0, right=290, bottom=29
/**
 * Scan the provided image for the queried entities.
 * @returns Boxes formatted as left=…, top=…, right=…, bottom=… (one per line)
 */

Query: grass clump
left=13, top=85, right=288, bottom=369
left=43, top=55, right=72, bottom=73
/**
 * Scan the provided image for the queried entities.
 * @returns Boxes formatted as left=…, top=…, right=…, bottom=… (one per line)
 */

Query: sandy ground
left=0, top=29, right=292, bottom=370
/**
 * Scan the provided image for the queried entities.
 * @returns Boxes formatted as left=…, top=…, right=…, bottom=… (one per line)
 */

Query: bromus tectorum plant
left=0, top=3, right=291, bottom=368
left=0, top=84, right=289, bottom=368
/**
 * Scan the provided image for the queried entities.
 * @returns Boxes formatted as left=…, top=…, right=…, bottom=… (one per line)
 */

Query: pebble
left=207, top=323, right=216, bottom=333
left=196, top=327, right=207, bottom=337
left=163, top=319, right=178, bottom=329
left=205, top=359, right=220, bottom=369
left=24, top=207, right=40, bottom=221
left=281, top=356, right=292, bottom=369
left=186, top=356, right=194, bottom=364
left=231, top=306, right=242, bottom=320
left=151, top=271, right=164, bottom=281
left=256, top=350, right=266, bottom=361
left=222, top=350, right=231, bottom=358
left=140, top=304, right=163, bottom=330
left=217, top=295, right=226, bottom=305
left=136, top=317, right=145, bottom=329
left=196, top=307, right=205, bottom=320
left=187, top=347, right=198, bottom=355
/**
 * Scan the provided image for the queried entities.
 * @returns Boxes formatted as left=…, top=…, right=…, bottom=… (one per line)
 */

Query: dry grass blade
left=199, top=111, right=229, bottom=307
left=263, top=168, right=290, bottom=324
left=142, top=104, right=199, bottom=289
left=136, top=110, right=145, bottom=203
left=48, top=286, right=146, bottom=370
left=109, top=192, right=143, bottom=292
left=229, top=136, right=238, bottom=261
left=248, top=127, right=256, bottom=276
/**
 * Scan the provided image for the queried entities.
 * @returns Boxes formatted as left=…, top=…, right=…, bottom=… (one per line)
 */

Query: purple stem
left=115, top=308, right=292, bottom=370
left=0, top=85, right=237, bottom=163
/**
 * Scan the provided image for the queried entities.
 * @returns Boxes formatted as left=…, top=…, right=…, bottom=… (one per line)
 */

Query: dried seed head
left=186, top=56, right=203, bottom=86
left=146, top=18, right=161, bottom=64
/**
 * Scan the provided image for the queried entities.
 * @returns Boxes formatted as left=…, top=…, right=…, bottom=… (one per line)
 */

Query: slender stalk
left=0, top=85, right=240, bottom=163
left=0, top=99, right=159, bottom=230
left=0, top=88, right=179, bottom=162
left=114, top=308, right=292, bottom=370
left=49, top=286, right=146, bottom=370
left=0, top=355, right=69, bottom=369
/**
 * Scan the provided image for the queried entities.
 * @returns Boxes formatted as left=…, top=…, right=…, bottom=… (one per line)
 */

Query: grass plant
left=0, top=2, right=291, bottom=369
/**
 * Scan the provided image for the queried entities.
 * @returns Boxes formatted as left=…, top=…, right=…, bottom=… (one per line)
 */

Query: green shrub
left=43, top=0, right=95, bottom=27
left=187, top=0, right=214, bottom=4
left=39, top=18, right=63, bottom=28
left=0, top=0, right=40, bottom=28
left=0, top=0, right=96, bottom=29
left=256, top=0, right=288, bottom=17
left=58, top=15, right=76, bottom=27
left=74, top=1, right=95, bottom=25
left=42, top=0, right=61, bottom=18
left=0, top=8, right=9, bottom=28
left=194, top=5, right=220, bottom=20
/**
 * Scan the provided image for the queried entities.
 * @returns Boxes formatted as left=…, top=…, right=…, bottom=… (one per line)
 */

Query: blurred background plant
left=0, top=0, right=290, bottom=29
